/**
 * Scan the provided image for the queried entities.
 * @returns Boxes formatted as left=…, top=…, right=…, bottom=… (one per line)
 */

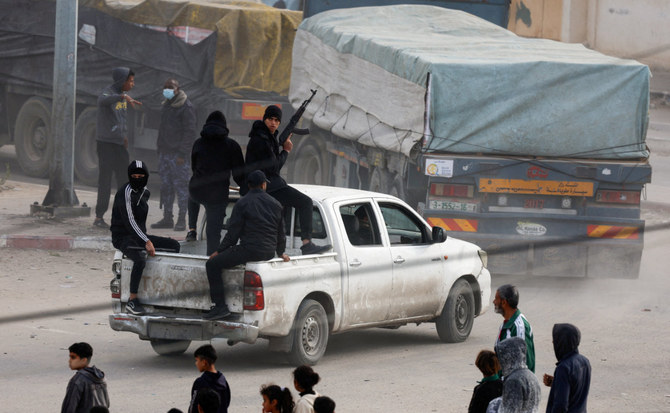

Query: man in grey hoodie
left=61, top=342, right=109, bottom=413
left=487, top=336, right=541, bottom=413
left=93, top=67, right=141, bottom=228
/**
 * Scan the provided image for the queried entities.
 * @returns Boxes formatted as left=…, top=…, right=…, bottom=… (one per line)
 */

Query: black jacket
left=157, top=89, right=197, bottom=158
left=546, top=324, right=591, bottom=413
left=189, top=371, right=231, bottom=413
left=245, top=120, right=288, bottom=193
left=111, top=170, right=151, bottom=246
left=61, top=366, right=110, bottom=413
left=218, top=188, right=286, bottom=256
left=189, top=119, right=245, bottom=204
left=468, top=375, right=503, bottom=413
left=96, top=66, right=130, bottom=145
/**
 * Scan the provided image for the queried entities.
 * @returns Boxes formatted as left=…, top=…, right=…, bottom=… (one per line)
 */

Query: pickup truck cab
left=109, top=185, right=491, bottom=365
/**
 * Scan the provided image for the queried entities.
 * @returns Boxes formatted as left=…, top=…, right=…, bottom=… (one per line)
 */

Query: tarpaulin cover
left=289, top=5, right=650, bottom=160
left=0, top=0, right=301, bottom=113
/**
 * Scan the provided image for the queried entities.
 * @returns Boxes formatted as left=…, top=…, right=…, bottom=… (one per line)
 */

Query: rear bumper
left=109, top=313, right=259, bottom=344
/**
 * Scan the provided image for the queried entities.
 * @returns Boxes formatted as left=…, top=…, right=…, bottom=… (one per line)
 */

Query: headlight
left=478, top=250, right=488, bottom=268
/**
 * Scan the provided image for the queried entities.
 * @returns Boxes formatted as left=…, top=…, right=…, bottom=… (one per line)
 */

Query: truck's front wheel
left=149, top=339, right=191, bottom=356
left=436, top=279, right=474, bottom=343
left=14, top=97, right=52, bottom=177
left=74, top=107, right=99, bottom=186
left=288, top=299, right=329, bottom=366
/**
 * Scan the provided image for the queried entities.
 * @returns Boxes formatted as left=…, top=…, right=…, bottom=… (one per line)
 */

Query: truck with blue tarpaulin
left=286, top=5, right=651, bottom=278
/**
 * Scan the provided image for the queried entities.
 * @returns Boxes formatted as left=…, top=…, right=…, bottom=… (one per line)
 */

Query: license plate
left=429, top=200, right=478, bottom=212
left=524, top=199, right=544, bottom=209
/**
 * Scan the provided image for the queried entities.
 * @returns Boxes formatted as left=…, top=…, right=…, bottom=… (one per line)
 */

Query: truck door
left=377, top=201, right=444, bottom=319
left=338, top=201, right=393, bottom=325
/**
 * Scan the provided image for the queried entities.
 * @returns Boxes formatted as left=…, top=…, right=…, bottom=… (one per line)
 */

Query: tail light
left=243, top=271, right=264, bottom=311
left=110, top=277, right=120, bottom=299
left=595, top=190, right=640, bottom=205
left=430, top=183, right=474, bottom=198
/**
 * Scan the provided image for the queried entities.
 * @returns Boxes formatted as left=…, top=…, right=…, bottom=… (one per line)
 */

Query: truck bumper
left=109, top=313, right=259, bottom=344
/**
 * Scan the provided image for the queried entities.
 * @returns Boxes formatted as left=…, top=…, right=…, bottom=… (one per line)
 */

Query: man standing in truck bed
left=93, top=67, right=141, bottom=229
left=245, top=105, right=330, bottom=255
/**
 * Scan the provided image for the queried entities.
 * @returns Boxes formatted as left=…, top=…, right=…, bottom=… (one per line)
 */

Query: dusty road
left=1, top=229, right=669, bottom=412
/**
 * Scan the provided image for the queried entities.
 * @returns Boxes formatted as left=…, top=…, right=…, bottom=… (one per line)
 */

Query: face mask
left=163, top=88, right=175, bottom=100
left=129, top=175, right=148, bottom=191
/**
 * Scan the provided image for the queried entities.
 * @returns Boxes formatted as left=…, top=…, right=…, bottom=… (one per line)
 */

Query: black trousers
left=202, top=202, right=227, bottom=256
left=206, top=245, right=273, bottom=306
left=113, top=235, right=181, bottom=294
left=95, top=141, right=129, bottom=218
left=269, top=186, right=313, bottom=240
left=187, top=197, right=200, bottom=230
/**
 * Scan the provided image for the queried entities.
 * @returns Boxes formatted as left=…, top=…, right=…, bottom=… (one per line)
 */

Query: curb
left=0, top=234, right=115, bottom=251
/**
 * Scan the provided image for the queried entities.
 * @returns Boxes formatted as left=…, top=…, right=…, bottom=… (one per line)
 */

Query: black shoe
left=151, top=217, right=174, bottom=229
left=93, top=218, right=109, bottom=229
left=185, top=230, right=197, bottom=242
left=203, top=305, right=231, bottom=321
left=126, top=298, right=146, bottom=315
left=300, top=241, right=332, bottom=255
left=174, top=218, right=186, bottom=232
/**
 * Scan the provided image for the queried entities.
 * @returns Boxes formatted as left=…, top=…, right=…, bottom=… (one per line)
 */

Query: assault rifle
left=278, top=89, right=317, bottom=145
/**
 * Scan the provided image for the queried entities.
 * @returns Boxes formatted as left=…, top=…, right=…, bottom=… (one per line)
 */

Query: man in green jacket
left=493, top=283, right=535, bottom=373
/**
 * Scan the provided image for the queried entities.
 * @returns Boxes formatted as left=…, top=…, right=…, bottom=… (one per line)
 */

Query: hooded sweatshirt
left=97, top=66, right=131, bottom=145
left=111, top=160, right=150, bottom=245
left=189, top=116, right=245, bottom=204
left=493, top=336, right=541, bottom=413
left=188, top=371, right=231, bottom=413
left=157, top=89, right=196, bottom=158
left=61, top=365, right=109, bottom=413
left=546, top=324, right=591, bottom=413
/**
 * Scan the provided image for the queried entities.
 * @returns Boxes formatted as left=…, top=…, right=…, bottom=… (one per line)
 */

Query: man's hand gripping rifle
left=278, top=89, right=317, bottom=145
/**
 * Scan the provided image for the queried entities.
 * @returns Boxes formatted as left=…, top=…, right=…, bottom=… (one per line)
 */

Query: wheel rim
left=295, top=145, right=322, bottom=184
left=455, top=294, right=470, bottom=331
left=301, top=313, right=321, bottom=355
left=25, top=121, right=48, bottom=160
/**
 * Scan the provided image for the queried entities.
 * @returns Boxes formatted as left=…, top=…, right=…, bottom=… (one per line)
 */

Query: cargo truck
left=0, top=0, right=300, bottom=185
left=286, top=5, right=652, bottom=278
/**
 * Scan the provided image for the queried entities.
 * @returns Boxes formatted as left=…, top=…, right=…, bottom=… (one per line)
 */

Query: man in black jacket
left=189, top=111, right=245, bottom=256
left=245, top=105, right=331, bottom=255
left=151, top=78, right=196, bottom=232
left=543, top=323, right=591, bottom=413
left=204, top=170, right=290, bottom=320
left=111, top=160, right=180, bottom=315
left=94, top=67, right=141, bottom=229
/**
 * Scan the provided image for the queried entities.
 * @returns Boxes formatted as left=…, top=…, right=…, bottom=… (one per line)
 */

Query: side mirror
left=432, top=226, right=447, bottom=243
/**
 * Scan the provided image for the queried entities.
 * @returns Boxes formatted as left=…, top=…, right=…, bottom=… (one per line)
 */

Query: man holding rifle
left=245, top=103, right=331, bottom=255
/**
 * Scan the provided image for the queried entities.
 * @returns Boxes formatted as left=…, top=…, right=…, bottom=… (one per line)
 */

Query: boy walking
left=61, top=342, right=110, bottom=413
left=189, top=345, right=231, bottom=413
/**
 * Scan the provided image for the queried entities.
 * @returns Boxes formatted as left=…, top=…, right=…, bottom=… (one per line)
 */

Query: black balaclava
left=127, top=160, right=149, bottom=191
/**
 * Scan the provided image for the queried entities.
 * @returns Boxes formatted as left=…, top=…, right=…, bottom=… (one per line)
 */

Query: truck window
left=285, top=206, right=328, bottom=239
left=378, top=202, right=427, bottom=245
left=339, top=203, right=382, bottom=247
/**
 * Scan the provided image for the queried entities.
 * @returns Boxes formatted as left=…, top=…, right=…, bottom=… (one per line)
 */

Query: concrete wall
left=507, top=0, right=670, bottom=71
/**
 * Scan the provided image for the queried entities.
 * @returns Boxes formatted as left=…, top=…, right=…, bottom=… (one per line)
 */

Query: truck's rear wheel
left=14, top=97, right=52, bottom=177
left=74, top=107, right=99, bottom=186
left=436, top=279, right=474, bottom=343
left=149, top=339, right=191, bottom=356
left=287, top=299, right=329, bottom=366
left=291, top=141, right=328, bottom=185
left=368, top=167, right=389, bottom=193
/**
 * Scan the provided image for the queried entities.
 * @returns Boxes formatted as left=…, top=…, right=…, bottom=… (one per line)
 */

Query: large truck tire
left=74, top=107, right=99, bottom=186
left=435, top=279, right=475, bottom=343
left=14, top=97, right=52, bottom=177
left=290, top=140, right=330, bottom=185
left=149, top=338, right=191, bottom=356
left=287, top=299, right=329, bottom=366
left=368, top=167, right=389, bottom=193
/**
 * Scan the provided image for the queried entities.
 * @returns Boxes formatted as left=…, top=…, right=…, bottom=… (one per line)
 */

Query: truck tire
left=74, top=107, right=99, bottom=186
left=149, top=338, right=191, bottom=356
left=287, top=299, right=329, bottom=366
left=14, top=97, right=52, bottom=177
left=435, top=279, right=474, bottom=343
left=368, top=167, right=389, bottom=193
left=291, top=141, right=328, bottom=185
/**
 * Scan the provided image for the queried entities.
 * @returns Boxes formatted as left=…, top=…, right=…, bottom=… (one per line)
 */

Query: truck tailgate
left=120, top=252, right=244, bottom=312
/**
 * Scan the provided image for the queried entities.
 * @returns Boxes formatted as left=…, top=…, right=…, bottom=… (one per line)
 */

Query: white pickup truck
left=109, top=185, right=491, bottom=365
